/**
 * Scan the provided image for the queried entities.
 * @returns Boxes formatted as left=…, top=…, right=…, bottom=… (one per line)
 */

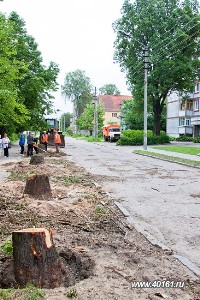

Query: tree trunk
left=24, top=174, right=52, bottom=199
left=30, top=155, right=44, bottom=165
left=153, top=100, right=161, bottom=135
left=12, top=228, right=64, bottom=288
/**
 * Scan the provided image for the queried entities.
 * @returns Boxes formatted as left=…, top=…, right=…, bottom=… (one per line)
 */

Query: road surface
left=65, top=137, right=200, bottom=277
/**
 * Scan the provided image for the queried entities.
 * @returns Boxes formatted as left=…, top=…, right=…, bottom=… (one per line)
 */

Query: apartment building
left=167, top=82, right=200, bottom=138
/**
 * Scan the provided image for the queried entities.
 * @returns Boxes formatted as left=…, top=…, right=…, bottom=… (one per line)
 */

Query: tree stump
left=12, top=228, right=64, bottom=288
left=24, top=174, right=52, bottom=199
left=30, top=155, right=44, bottom=165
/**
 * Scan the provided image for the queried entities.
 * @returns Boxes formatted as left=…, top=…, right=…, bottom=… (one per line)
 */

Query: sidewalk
left=145, top=145, right=200, bottom=161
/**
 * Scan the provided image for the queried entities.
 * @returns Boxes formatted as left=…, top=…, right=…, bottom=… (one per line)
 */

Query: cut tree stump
left=30, top=155, right=44, bottom=165
left=24, top=174, right=52, bottom=199
left=12, top=228, right=64, bottom=288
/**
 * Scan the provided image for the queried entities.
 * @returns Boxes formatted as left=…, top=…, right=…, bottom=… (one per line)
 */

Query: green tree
left=0, top=13, right=29, bottom=136
left=113, top=0, right=200, bottom=135
left=76, top=102, right=105, bottom=135
left=99, top=84, right=120, bottom=95
left=61, top=69, right=93, bottom=118
left=60, top=112, right=72, bottom=131
left=8, top=12, right=60, bottom=132
left=121, top=98, right=166, bottom=131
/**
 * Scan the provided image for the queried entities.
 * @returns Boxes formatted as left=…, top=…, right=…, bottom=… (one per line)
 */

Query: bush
left=117, top=130, right=170, bottom=145
left=193, top=138, right=200, bottom=143
left=176, top=135, right=193, bottom=142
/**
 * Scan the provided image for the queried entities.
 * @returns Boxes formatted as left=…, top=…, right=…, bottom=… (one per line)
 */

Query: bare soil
left=0, top=150, right=199, bottom=300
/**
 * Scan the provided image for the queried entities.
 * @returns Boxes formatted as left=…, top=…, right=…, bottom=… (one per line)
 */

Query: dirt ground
left=0, top=150, right=199, bottom=300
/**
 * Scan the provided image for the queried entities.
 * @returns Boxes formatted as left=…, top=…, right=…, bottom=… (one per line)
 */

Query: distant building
left=99, top=95, right=132, bottom=125
left=167, top=82, right=200, bottom=138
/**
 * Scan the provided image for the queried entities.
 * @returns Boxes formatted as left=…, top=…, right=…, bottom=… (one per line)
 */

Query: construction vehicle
left=44, top=119, right=65, bottom=148
left=103, top=124, right=121, bottom=142
left=47, top=129, right=65, bottom=148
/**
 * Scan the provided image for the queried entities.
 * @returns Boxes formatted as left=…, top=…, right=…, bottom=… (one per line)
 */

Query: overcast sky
left=1, top=0, right=130, bottom=116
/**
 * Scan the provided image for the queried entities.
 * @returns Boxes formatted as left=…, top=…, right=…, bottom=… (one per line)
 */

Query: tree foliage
left=60, top=112, right=72, bottom=131
left=113, top=0, right=200, bottom=135
left=61, top=69, right=93, bottom=118
left=76, top=102, right=105, bottom=135
left=99, top=84, right=120, bottom=95
left=121, top=99, right=166, bottom=131
left=0, top=12, right=60, bottom=135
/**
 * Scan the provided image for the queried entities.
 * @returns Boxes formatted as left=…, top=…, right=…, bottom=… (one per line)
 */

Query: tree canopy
left=0, top=12, right=60, bottom=135
left=61, top=69, right=93, bottom=118
left=99, top=84, right=120, bottom=95
left=113, top=0, right=200, bottom=135
left=76, top=102, right=105, bottom=135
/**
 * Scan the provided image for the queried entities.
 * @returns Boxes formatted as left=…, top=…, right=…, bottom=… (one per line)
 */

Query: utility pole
left=93, top=87, right=98, bottom=138
left=143, top=46, right=149, bottom=150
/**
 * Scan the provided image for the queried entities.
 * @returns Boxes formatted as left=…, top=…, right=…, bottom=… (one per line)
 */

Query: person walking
left=19, top=132, right=25, bottom=155
left=54, top=130, right=61, bottom=153
left=41, top=131, right=48, bottom=151
left=2, top=133, right=10, bottom=157
left=27, top=131, right=34, bottom=157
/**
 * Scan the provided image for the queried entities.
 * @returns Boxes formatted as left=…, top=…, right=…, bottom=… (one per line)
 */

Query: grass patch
left=73, top=135, right=103, bottom=142
left=134, top=150, right=200, bottom=167
left=0, top=285, right=45, bottom=300
left=8, top=170, right=36, bottom=181
left=153, top=145, right=200, bottom=155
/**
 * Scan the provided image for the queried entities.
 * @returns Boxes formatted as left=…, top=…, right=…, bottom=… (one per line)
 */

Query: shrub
left=176, top=135, right=193, bottom=142
left=193, top=138, right=200, bottom=143
left=117, top=130, right=170, bottom=145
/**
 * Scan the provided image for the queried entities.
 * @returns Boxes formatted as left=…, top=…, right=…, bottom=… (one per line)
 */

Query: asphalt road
left=64, top=137, right=200, bottom=277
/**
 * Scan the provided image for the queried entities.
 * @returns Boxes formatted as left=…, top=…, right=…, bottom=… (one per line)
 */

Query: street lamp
left=93, top=87, right=98, bottom=139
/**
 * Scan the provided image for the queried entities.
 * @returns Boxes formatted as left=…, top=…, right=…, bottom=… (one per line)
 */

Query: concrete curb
left=114, top=201, right=200, bottom=278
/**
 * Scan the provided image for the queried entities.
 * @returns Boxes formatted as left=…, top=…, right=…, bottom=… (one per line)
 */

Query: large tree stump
left=24, top=174, right=52, bottom=199
left=30, top=155, right=44, bottom=165
left=12, top=228, right=64, bottom=288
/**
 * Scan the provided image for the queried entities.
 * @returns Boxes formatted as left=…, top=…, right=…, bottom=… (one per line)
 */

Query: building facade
left=167, top=82, right=200, bottom=138
left=99, top=95, right=132, bottom=125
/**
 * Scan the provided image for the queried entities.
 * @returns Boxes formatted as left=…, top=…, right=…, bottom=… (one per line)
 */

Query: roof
left=99, top=95, right=132, bottom=112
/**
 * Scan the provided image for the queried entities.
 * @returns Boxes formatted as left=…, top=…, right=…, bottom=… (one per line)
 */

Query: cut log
left=24, top=174, right=52, bottom=199
left=12, top=228, right=64, bottom=288
left=30, top=155, right=44, bottom=165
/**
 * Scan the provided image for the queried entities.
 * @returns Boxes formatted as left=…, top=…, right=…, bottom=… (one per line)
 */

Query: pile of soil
left=0, top=153, right=199, bottom=299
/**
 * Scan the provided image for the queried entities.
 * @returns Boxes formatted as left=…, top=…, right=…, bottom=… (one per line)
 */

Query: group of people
left=0, top=129, right=62, bottom=158
left=20, top=130, right=61, bottom=156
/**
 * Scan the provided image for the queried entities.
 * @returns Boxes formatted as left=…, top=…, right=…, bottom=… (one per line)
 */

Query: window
left=185, top=119, right=191, bottom=126
left=112, top=113, right=117, bottom=118
left=195, top=82, right=200, bottom=93
left=186, top=100, right=193, bottom=110
left=179, top=117, right=185, bottom=126
left=194, top=100, right=199, bottom=111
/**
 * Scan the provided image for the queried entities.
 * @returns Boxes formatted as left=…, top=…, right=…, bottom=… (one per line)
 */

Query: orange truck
left=103, top=124, right=121, bottom=142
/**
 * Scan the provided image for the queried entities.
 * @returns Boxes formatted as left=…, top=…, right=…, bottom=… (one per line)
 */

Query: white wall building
left=167, top=82, right=200, bottom=138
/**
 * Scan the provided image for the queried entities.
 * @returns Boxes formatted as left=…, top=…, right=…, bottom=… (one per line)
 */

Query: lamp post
left=93, top=87, right=98, bottom=139
left=143, top=46, right=148, bottom=150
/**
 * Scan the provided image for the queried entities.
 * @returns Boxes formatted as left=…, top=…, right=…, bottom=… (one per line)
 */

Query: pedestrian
left=27, top=131, right=34, bottom=157
left=41, top=131, right=48, bottom=151
left=2, top=133, right=10, bottom=157
left=19, top=132, right=25, bottom=155
left=54, top=130, right=61, bottom=153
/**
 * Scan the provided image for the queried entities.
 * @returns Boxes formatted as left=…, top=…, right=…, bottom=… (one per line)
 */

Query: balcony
left=179, top=110, right=193, bottom=117
left=178, top=126, right=193, bottom=135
